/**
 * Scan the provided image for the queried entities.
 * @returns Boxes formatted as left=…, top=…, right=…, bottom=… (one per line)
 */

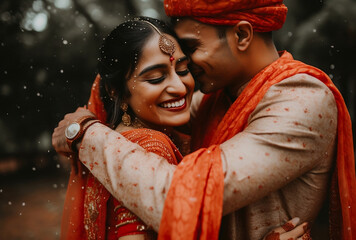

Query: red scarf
left=159, top=51, right=356, bottom=239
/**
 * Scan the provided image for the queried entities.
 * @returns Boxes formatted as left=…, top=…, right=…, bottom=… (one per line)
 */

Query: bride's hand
left=263, top=217, right=311, bottom=240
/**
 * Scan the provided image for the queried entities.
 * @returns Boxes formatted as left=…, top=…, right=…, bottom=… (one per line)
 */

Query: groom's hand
left=52, top=107, right=96, bottom=155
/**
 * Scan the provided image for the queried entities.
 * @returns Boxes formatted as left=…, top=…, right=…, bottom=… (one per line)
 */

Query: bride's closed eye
left=146, top=75, right=165, bottom=84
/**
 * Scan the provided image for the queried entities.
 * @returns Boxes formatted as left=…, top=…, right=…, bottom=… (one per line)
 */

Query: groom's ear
left=232, top=21, right=253, bottom=52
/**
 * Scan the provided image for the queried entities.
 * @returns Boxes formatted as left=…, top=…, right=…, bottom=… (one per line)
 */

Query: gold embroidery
left=113, top=203, right=123, bottom=212
left=84, top=177, right=107, bottom=240
left=117, top=211, right=136, bottom=220
left=115, top=219, right=140, bottom=228
left=137, top=225, right=146, bottom=231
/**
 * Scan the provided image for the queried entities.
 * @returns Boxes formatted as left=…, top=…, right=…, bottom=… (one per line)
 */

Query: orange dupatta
left=159, top=51, right=356, bottom=239
left=60, top=75, right=107, bottom=240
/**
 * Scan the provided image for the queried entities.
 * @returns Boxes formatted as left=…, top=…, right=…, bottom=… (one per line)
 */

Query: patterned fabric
left=75, top=53, right=355, bottom=239
left=172, top=51, right=355, bottom=239
left=83, top=128, right=181, bottom=240
left=217, top=73, right=337, bottom=239
left=78, top=73, right=337, bottom=239
left=158, top=145, right=224, bottom=240
left=164, top=0, right=288, bottom=32
left=61, top=75, right=182, bottom=239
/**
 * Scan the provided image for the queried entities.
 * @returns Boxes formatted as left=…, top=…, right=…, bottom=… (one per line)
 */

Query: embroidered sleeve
left=220, top=74, right=337, bottom=217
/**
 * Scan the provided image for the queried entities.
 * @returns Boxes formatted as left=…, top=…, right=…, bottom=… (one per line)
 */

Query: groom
left=53, top=0, right=355, bottom=239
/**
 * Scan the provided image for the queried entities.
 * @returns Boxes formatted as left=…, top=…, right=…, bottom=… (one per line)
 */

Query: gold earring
left=121, top=103, right=131, bottom=126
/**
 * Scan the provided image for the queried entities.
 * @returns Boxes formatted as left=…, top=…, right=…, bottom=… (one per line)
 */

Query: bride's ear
left=232, top=21, right=253, bottom=52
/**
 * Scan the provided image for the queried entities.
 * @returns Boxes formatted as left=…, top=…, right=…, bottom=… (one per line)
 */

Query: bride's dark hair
left=98, top=16, right=176, bottom=128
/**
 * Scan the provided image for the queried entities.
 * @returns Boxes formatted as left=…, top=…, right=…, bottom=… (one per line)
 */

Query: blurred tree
left=0, top=0, right=142, bottom=168
left=0, top=0, right=355, bottom=167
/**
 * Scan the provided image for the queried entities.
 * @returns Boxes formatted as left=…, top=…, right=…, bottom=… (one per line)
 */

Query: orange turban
left=164, top=0, right=288, bottom=32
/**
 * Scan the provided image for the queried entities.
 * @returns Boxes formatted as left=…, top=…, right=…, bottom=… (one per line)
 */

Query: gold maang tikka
left=141, top=20, right=176, bottom=63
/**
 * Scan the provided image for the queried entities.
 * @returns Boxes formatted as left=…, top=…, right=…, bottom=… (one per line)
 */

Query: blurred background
left=0, top=0, right=355, bottom=239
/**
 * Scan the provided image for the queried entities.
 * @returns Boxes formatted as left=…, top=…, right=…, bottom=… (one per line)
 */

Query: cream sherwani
left=78, top=73, right=337, bottom=239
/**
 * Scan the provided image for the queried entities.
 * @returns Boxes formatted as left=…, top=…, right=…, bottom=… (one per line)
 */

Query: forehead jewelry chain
left=141, top=20, right=176, bottom=63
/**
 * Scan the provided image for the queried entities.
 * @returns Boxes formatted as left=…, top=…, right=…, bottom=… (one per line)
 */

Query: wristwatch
left=65, top=116, right=99, bottom=152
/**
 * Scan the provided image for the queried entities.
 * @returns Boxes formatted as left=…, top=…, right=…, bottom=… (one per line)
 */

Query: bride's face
left=126, top=33, right=195, bottom=129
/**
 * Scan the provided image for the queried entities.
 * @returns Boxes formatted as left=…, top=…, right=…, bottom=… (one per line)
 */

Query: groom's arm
left=78, top=123, right=175, bottom=231
left=55, top=74, right=337, bottom=230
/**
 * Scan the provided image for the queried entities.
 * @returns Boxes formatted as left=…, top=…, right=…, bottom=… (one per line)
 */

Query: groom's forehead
left=173, top=18, right=217, bottom=40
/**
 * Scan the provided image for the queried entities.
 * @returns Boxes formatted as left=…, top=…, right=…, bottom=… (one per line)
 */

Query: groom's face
left=174, top=18, right=239, bottom=94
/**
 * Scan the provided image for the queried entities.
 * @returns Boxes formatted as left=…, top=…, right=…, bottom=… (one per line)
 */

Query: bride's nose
left=166, top=73, right=186, bottom=96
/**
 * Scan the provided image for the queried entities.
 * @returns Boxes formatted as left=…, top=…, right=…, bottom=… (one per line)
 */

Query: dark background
left=0, top=0, right=355, bottom=239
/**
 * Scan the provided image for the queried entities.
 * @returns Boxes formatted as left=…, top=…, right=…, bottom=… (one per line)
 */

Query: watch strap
left=66, top=116, right=98, bottom=152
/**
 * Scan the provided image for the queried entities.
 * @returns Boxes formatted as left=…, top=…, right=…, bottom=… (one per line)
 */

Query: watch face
left=65, top=123, right=81, bottom=140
